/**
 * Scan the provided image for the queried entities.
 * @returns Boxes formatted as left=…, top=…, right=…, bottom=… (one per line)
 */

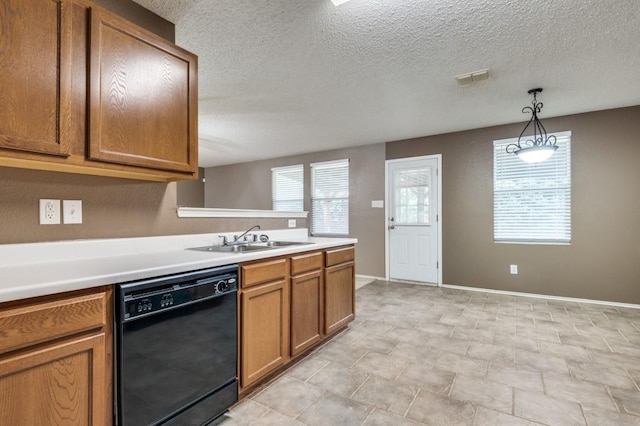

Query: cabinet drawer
left=325, top=246, right=355, bottom=267
left=291, top=252, right=323, bottom=276
left=0, top=289, right=108, bottom=355
left=242, top=258, right=288, bottom=288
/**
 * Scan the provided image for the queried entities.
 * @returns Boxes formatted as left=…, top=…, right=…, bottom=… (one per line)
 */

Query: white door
left=387, top=157, right=439, bottom=284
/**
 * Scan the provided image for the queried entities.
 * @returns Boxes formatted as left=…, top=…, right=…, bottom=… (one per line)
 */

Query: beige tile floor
left=213, top=281, right=640, bottom=425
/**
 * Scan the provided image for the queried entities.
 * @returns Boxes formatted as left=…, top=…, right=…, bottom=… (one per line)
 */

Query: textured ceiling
left=132, top=0, right=640, bottom=167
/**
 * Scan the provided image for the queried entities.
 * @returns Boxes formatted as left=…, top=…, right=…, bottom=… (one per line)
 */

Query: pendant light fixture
left=506, top=88, right=557, bottom=163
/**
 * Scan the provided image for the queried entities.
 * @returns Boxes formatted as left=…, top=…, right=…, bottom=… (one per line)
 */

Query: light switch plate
left=510, top=264, right=518, bottom=275
left=39, top=199, right=61, bottom=225
left=63, top=200, right=83, bottom=224
left=288, top=219, right=296, bottom=228
left=371, top=200, right=384, bottom=208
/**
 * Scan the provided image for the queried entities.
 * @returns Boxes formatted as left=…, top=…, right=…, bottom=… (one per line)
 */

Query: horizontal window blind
left=493, top=131, right=572, bottom=243
left=272, top=164, right=303, bottom=211
left=311, top=159, right=349, bottom=236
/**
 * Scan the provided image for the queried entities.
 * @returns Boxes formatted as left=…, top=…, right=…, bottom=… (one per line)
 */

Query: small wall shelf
left=177, top=207, right=308, bottom=219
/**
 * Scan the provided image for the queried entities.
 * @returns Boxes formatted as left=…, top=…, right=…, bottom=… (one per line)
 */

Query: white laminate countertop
left=0, top=229, right=357, bottom=303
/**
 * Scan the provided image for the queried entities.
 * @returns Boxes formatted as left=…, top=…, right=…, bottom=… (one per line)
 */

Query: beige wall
left=204, top=144, right=387, bottom=277
left=0, top=167, right=300, bottom=244
left=387, top=106, right=640, bottom=304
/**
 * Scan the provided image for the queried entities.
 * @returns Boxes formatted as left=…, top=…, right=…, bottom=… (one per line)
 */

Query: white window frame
left=311, top=159, right=349, bottom=236
left=271, top=164, right=304, bottom=212
left=493, top=131, right=572, bottom=244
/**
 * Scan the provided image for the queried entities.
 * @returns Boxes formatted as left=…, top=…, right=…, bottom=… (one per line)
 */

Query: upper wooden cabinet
left=88, top=8, right=198, bottom=173
left=0, top=0, right=198, bottom=182
left=0, top=0, right=71, bottom=157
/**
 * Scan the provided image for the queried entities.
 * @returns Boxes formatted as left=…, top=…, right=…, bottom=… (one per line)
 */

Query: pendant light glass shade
left=515, top=145, right=558, bottom=163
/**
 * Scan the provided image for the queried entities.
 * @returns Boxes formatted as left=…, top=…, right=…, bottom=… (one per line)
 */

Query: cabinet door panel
left=89, top=7, right=197, bottom=173
left=291, top=270, right=323, bottom=356
left=324, top=261, right=355, bottom=335
left=240, top=280, right=287, bottom=388
left=0, top=333, right=106, bottom=426
left=0, top=0, right=71, bottom=156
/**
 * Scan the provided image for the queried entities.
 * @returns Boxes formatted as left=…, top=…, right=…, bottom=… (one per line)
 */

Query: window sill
left=494, top=240, right=571, bottom=246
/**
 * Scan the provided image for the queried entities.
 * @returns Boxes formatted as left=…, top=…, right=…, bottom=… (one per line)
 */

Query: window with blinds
left=272, top=164, right=304, bottom=211
left=493, top=131, right=572, bottom=243
left=311, top=159, right=349, bottom=236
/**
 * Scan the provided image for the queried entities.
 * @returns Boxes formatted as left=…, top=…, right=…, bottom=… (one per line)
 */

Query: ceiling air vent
left=455, top=69, right=490, bottom=85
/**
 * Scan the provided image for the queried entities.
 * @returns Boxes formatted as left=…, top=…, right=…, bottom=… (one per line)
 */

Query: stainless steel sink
left=187, top=241, right=311, bottom=254
left=259, top=241, right=311, bottom=247
left=188, top=244, right=271, bottom=253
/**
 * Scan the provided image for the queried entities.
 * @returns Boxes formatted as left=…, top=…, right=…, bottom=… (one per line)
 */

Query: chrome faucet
left=232, top=225, right=261, bottom=244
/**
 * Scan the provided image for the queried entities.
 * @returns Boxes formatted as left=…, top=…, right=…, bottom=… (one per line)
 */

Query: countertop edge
left=0, top=234, right=357, bottom=304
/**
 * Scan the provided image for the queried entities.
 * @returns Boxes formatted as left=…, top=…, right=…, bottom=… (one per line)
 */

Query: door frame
left=384, top=154, right=443, bottom=286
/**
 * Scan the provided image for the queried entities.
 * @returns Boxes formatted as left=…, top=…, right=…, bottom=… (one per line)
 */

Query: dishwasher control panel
left=121, top=269, right=238, bottom=320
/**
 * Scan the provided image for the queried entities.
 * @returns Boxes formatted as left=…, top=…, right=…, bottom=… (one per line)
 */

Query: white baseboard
left=388, top=278, right=439, bottom=287
left=441, top=284, right=640, bottom=310
left=355, top=274, right=385, bottom=281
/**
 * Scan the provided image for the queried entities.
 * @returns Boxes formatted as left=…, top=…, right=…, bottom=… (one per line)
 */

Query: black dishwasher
left=115, top=265, right=238, bottom=426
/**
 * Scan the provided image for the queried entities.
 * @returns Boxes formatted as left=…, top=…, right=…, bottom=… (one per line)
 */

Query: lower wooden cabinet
left=239, top=261, right=289, bottom=389
left=239, top=245, right=355, bottom=394
left=324, top=261, right=356, bottom=335
left=0, top=333, right=107, bottom=425
left=0, top=286, right=112, bottom=426
left=239, top=280, right=288, bottom=388
left=290, top=252, right=324, bottom=357
left=290, top=270, right=323, bottom=356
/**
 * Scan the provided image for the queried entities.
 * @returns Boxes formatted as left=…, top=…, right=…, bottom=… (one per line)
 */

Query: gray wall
left=177, top=167, right=205, bottom=207
left=3, top=106, right=638, bottom=304
left=204, top=144, right=387, bottom=277
left=203, top=106, right=640, bottom=304
left=387, top=106, right=640, bottom=304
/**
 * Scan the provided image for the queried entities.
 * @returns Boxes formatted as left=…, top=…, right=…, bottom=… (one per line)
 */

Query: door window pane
left=393, top=168, right=431, bottom=225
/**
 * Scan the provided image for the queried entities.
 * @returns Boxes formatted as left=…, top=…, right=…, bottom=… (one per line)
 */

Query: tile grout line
left=402, top=387, right=421, bottom=419
left=348, top=374, right=371, bottom=399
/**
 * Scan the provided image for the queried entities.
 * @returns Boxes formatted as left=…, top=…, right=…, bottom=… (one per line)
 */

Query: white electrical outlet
left=39, top=199, right=61, bottom=225
left=288, top=219, right=297, bottom=228
left=63, top=200, right=83, bottom=224
left=510, top=264, right=518, bottom=275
